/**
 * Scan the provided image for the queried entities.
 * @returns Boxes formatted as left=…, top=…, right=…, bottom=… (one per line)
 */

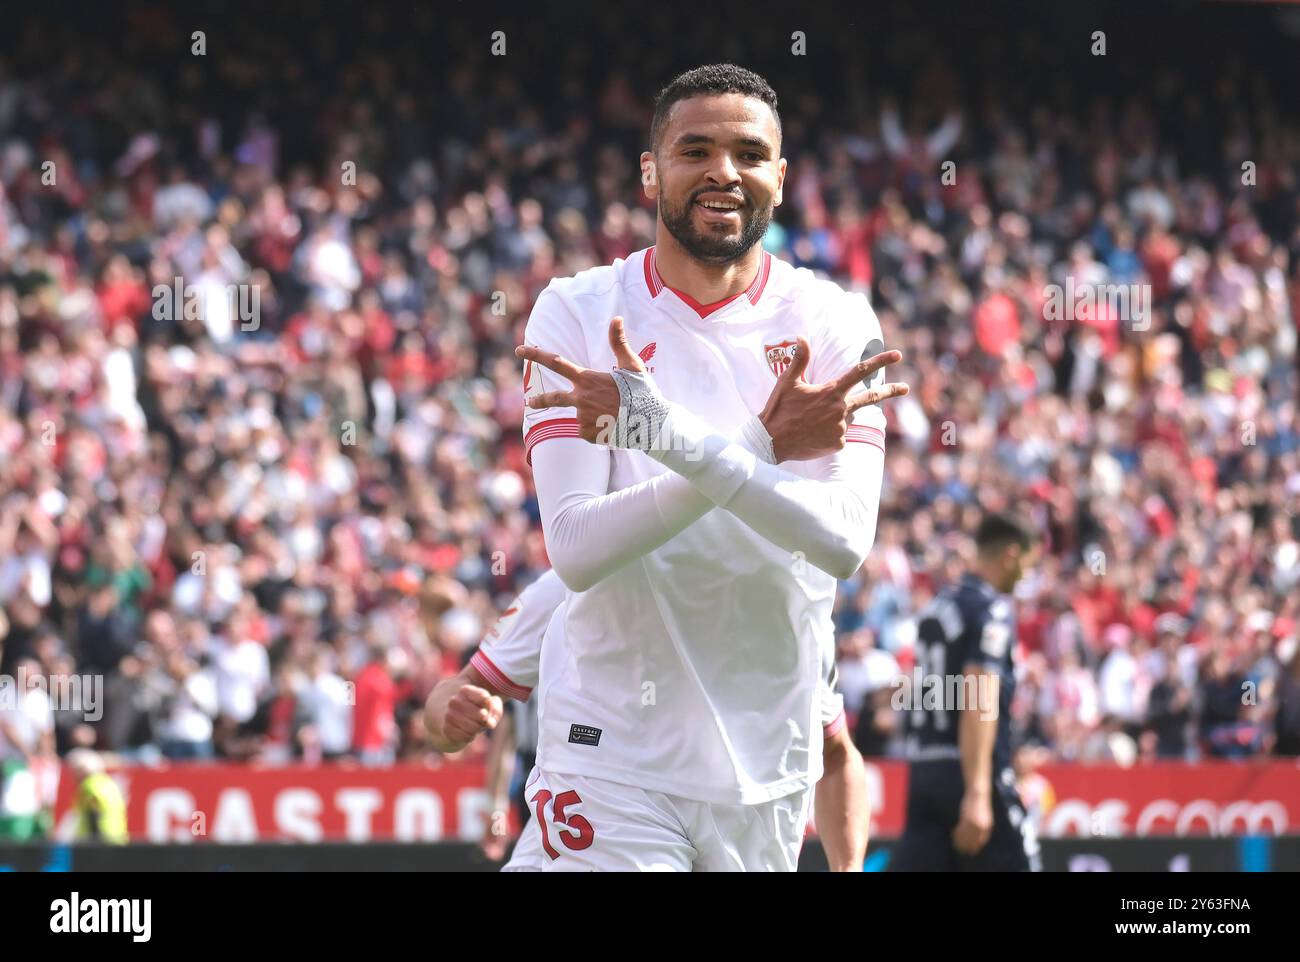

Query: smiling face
left=643, top=93, right=786, bottom=265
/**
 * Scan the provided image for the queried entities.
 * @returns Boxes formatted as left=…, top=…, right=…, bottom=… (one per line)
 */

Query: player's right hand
left=952, top=789, right=994, bottom=855
left=518, top=317, right=647, bottom=442
left=441, top=684, right=505, bottom=750
left=758, top=339, right=908, bottom=462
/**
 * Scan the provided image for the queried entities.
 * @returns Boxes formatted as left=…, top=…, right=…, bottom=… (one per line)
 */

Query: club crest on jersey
left=765, top=339, right=799, bottom=377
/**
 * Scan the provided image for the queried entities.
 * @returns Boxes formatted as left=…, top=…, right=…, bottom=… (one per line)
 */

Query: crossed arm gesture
left=516, top=316, right=908, bottom=463
left=518, top=314, right=908, bottom=581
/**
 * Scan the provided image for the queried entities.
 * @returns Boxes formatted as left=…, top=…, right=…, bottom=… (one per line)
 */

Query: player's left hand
left=952, top=790, right=994, bottom=855
left=758, top=340, right=908, bottom=462
left=517, top=316, right=649, bottom=442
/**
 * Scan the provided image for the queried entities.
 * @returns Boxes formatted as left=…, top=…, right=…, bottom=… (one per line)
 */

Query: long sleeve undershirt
left=531, top=426, right=769, bottom=592
left=645, top=404, right=885, bottom=580
left=531, top=408, right=885, bottom=591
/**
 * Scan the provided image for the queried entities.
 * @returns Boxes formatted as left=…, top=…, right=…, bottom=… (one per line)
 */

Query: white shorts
left=516, top=766, right=812, bottom=872
left=501, top=805, right=544, bottom=872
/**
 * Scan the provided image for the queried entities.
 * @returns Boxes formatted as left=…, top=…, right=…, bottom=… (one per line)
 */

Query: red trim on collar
left=668, top=287, right=746, bottom=317
left=643, top=247, right=772, bottom=317
left=642, top=247, right=664, bottom=297
left=744, top=250, right=772, bottom=304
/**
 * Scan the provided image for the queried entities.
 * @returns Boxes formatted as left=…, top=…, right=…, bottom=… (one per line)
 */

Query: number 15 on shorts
left=531, top=788, right=595, bottom=860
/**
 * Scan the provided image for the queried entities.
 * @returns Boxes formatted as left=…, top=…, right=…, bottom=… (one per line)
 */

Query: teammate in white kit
left=425, top=569, right=870, bottom=871
left=513, top=64, right=904, bottom=870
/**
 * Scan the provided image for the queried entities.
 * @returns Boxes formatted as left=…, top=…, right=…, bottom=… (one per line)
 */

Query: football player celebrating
left=510, top=64, right=905, bottom=870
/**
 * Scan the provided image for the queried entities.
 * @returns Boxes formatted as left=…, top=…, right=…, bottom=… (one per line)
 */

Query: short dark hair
left=649, top=63, right=781, bottom=155
left=974, top=512, right=1036, bottom=555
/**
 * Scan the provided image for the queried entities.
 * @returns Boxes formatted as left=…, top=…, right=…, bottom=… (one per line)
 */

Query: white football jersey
left=470, top=571, right=569, bottom=701
left=471, top=569, right=845, bottom=734
left=522, top=246, right=882, bottom=804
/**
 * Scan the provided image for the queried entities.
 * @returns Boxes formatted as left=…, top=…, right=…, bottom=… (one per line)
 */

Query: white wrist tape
left=607, top=368, right=671, bottom=451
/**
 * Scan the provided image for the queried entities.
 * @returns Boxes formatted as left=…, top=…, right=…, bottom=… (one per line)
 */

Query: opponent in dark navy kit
left=890, top=512, right=1041, bottom=872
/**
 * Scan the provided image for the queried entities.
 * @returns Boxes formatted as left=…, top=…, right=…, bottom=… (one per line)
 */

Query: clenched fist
left=425, top=676, right=505, bottom=753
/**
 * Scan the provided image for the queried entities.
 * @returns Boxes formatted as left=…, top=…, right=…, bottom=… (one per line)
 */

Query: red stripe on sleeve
left=470, top=650, right=533, bottom=702
left=524, top=417, right=582, bottom=465
left=845, top=425, right=885, bottom=451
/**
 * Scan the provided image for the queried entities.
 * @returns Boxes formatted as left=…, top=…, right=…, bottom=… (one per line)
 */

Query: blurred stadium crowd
left=0, top=4, right=1299, bottom=788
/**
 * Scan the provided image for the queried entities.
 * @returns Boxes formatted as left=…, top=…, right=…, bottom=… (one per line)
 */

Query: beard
left=659, top=189, right=773, bottom=265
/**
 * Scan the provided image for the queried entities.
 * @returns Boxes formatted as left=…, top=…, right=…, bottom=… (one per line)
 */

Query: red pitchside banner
left=52, top=763, right=498, bottom=844
left=858, top=760, right=1300, bottom=840
left=1028, top=761, right=1300, bottom=837
left=51, top=760, right=1300, bottom=843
